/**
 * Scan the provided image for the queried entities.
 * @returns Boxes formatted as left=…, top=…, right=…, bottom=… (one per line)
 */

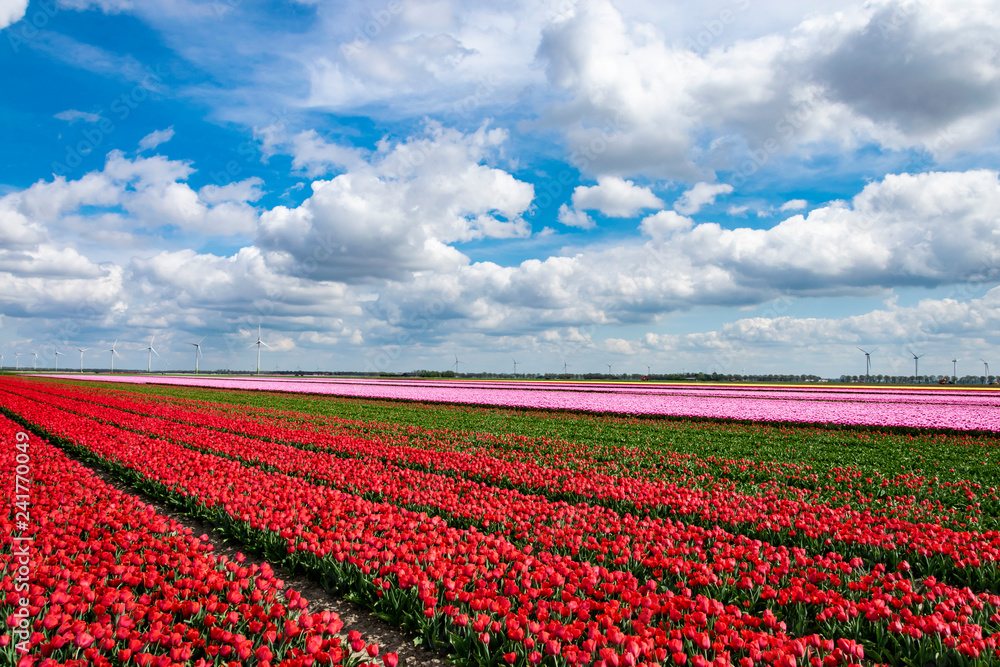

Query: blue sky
left=1, top=0, right=999, bottom=378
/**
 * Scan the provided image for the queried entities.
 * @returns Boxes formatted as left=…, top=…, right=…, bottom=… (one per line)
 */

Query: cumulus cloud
left=636, top=285, right=1000, bottom=376
left=557, top=203, right=595, bottom=229
left=257, top=122, right=534, bottom=282
left=569, top=176, right=664, bottom=217
left=0, top=0, right=27, bottom=29
left=779, top=199, right=807, bottom=211
left=674, top=182, right=733, bottom=215
left=368, top=169, right=1000, bottom=342
left=538, top=0, right=1000, bottom=179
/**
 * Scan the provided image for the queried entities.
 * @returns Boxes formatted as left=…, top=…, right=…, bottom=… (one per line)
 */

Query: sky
left=0, top=0, right=999, bottom=378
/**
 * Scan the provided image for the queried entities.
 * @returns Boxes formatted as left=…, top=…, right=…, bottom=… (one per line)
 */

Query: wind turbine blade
left=261, top=341, right=270, bottom=349
left=198, top=335, right=207, bottom=344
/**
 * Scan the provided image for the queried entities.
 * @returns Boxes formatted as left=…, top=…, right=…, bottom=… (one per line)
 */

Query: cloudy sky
left=1, top=0, right=999, bottom=377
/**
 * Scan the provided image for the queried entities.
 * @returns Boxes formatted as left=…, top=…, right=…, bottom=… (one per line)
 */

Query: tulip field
left=4, top=376, right=1000, bottom=666
left=49, top=375, right=1000, bottom=432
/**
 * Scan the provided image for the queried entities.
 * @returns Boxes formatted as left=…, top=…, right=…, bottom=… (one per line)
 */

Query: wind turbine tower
left=78, top=348, right=90, bottom=373
left=146, top=337, right=159, bottom=373
left=907, top=349, right=925, bottom=379
left=250, top=326, right=269, bottom=376
left=189, top=336, right=205, bottom=374
left=105, top=338, right=122, bottom=373
left=453, top=355, right=462, bottom=374
left=952, top=358, right=959, bottom=378
left=107, top=340, right=121, bottom=373
left=857, top=347, right=878, bottom=379
left=983, top=359, right=991, bottom=380
left=14, top=352, right=20, bottom=370
left=54, top=348, right=63, bottom=371
left=512, top=357, right=518, bottom=376
left=32, top=352, right=37, bottom=370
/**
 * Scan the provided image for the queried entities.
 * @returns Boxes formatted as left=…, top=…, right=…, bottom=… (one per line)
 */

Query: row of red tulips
left=1, top=384, right=872, bottom=667
left=0, top=414, right=384, bottom=667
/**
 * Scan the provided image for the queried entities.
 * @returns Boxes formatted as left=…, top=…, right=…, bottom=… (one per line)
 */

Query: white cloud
left=199, top=178, right=264, bottom=205
left=779, top=198, right=808, bottom=211
left=54, top=109, right=103, bottom=124
left=6, top=150, right=258, bottom=239
left=638, top=286, right=1000, bottom=376
left=569, top=176, right=664, bottom=217
left=638, top=210, right=694, bottom=240
left=368, top=169, right=1000, bottom=342
left=538, top=0, right=1000, bottom=179
left=674, top=182, right=733, bottom=215
left=0, top=0, right=27, bottom=30
left=557, top=203, right=595, bottom=229
left=257, top=122, right=534, bottom=282
left=138, top=127, right=175, bottom=152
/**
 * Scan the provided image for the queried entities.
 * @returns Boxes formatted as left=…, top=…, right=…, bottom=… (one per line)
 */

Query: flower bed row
left=0, top=415, right=373, bottom=667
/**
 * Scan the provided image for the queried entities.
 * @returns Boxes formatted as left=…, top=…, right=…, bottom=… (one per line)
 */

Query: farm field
left=3, top=375, right=1000, bottom=666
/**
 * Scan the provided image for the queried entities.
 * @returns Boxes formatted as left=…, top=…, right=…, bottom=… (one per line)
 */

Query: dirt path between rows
left=66, top=448, right=451, bottom=667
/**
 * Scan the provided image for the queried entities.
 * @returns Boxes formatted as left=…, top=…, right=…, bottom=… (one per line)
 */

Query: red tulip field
left=3, top=375, right=1000, bottom=666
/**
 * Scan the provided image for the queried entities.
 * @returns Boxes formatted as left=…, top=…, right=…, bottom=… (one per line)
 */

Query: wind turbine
left=857, top=347, right=878, bottom=379
left=54, top=347, right=63, bottom=371
left=453, top=354, right=462, bottom=374
left=77, top=348, right=90, bottom=373
left=14, top=352, right=20, bottom=370
left=32, top=351, right=37, bottom=370
left=249, top=326, right=269, bottom=376
left=982, top=359, right=991, bottom=379
left=189, top=336, right=206, bottom=374
left=563, top=360, right=570, bottom=374
left=907, top=348, right=925, bottom=378
left=607, top=363, right=613, bottom=376
left=0, top=353, right=3, bottom=370
left=146, top=337, right=159, bottom=373
left=952, top=358, right=959, bottom=378
left=107, top=340, right=121, bottom=373
left=512, top=357, right=518, bottom=376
